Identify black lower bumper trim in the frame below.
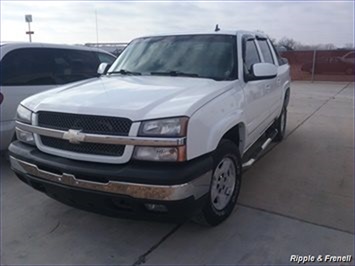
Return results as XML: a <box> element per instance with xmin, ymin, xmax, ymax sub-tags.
<box><xmin>15</xmin><ymin>171</ymin><xmax>208</xmax><ymax>222</ymax></box>
<box><xmin>9</xmin><ymin>141</ymin><xmax>213</xmax><ymax>185</ymax></box>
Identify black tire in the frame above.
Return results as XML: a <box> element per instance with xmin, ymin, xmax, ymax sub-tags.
<box><xmin>193</xmin><ymin>139</ymin><xmax>242</xmax><ymax>226</ymax></box>
<box><xmin>273</xmin><ymin>106</ymin><xmax>287</xmax><ymax>142</ymax></box>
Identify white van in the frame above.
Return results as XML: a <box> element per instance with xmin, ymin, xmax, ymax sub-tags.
<box><xmin>0</xmin><ymin>42</ymin><xmax>116</xmax><ymax>151</ymax></box>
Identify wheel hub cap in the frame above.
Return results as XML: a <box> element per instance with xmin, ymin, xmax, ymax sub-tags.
<box><xmin>211</xmin><ymin>157</ymin><xmax>236</xmax><ymax>210</ymax></box>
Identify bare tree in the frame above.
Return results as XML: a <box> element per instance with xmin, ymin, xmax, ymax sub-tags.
<box><xmin>277</xmin><ymin>37</ymin><xmax>299</xmax><ymax>51</ymax></box>
<box><xmin>343</xmin><ymin>43</ymin><xmax>354</xmax><ymax>49</ymax></box>
<box><xmin>318</xmin><ymin>43</ymin><xmax>337</xmax><ymax>50</ymax></box>
<box><xmin>253</xmin><ymin>33</ymin><xmax>343</xmax><ymax>51</ymax></box>
<box><xmin>294</xmin><ymin>44</ymin><xmax>318</xmax><ymax>50</ymax></box>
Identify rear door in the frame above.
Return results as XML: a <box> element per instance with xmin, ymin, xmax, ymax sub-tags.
<box><xmin>269</xmin><ymin>40</ymin><xmax>290</xmax><ymax>116</ymax></box>
<box><xmin>255</xmin><ymin>38</ymin><xmax>281</xmax><ymax>120</ymax></box>
<box><xmin>0</xmin><ymin>48</ymin><xmax>57</xmax><ymax>123</ymax></box>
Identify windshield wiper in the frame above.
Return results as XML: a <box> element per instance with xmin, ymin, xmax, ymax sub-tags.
<box><xmin>150</xmin><ymin>71</ymin><xmax>199</xmax><ymax>78</ymax></box>
<box><xmin>108</xmin><ymin>69</ymin><xmax>141</xmax><ymax>75</ymax></box>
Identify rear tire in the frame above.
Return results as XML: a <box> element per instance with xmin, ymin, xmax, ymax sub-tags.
<box><xmin>193</xmin><ymin>139</ymin><xmax>242</xmax><ymax>226</ymax></box>
<box><xmin>273</xmin><ymin>106</ymin><xmax>287</xmax><ymax>142</ymax></box>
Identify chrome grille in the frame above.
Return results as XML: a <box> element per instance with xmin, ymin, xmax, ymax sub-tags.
<box><xmin>37</xmin><ymin>112</ymin><xmax>131</xmax><ymax>157</ymax></box>
<box><xmin>37</xmin><ymin>111</ymin><xmax>132</xmax><ymax>136</ymax></box>
<box><xmin>41</xmin><ymin>136</ymin><xmax>125</xmax><ymax>156</ymax></box>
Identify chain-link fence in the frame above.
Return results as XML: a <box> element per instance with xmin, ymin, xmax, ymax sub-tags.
<box><xmin>280</xmin><ymin>50</ymin><xmax>354</xmax><ymax>81</ymax></box>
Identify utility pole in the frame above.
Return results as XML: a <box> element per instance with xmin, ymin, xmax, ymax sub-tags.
<box><xmin>311</xmin><ymin>49</ymin><xmax>317</xmax><ymax>83</ymax></box>
<box><xmin>95</xmin><ymin>10</ymin><xmax>99</xmax><ymax>45</ymax></box>
<box><xmin>25</xmin><ymin>14</ymin><xmax>34</xmax><ymax>42</ymax></box>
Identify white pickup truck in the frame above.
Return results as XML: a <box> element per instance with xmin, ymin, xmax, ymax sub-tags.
<box><xmin>9</xmin><ymin>31</ymin><xmax>290</xmax><ymax>225</ymax></box>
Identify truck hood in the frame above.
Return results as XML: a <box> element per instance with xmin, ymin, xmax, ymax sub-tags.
<box><xmin>22</xmin><ymin>75</ymin><xmax>236</xmax><ymax>121</ymax></box>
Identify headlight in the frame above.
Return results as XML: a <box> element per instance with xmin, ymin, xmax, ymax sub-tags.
<box><xmin>16</xmin><ymin>105</ymin><xmax>34</xmax><ymax>145</ymax></box>
<box><xmin>17</xmin><ymin>105</ymin><xmax>32</xmax><ymax>124</ymax></box>
<box><xmin>133</xmin><ymin>146</ymin><xmax>186</xmax><ymax>162</ymax></box>
<box><xmin>139</xmin><ymin>117</ymin><xmax>188</xmax><ymax>137</ymax></box>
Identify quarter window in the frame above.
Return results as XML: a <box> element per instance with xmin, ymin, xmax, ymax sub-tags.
<box><xmin>269</xmin><ymin>41</ymin><xmax>285</xmax><ymax>65</ymax></box>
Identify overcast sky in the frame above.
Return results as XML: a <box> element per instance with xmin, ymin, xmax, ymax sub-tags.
<box><xmin>0</xmin><ymin>1</ymin><xmax>354</xmax><ymax>47</ymax></box>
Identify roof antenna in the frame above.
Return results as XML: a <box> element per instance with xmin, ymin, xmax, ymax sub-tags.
<box><xmin>215</xmin><ymin>24</ymin><xmax>220</xmax><ymax>32</ymax></box>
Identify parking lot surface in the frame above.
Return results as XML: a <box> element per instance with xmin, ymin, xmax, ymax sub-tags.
<box><xmin>1</xmin><ymin>81</ymin><xmax>354</xmax><ymax>265</ymax></box>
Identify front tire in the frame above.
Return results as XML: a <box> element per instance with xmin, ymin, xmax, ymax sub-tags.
<box><xmin>194</xmin><ymin>140</ymin><xmax>242</xmax><ymax>226</ymax></box>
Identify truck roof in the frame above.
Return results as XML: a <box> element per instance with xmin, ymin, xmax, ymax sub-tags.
<box><xmin>0</xmin><ymin>41</ymin><xmax>114</xmax><ymax>55</ymax></box>
<box><xmin>137</xmin><ymin>30</ymin><xmax>268</xmax><ymax>39</ymax></box>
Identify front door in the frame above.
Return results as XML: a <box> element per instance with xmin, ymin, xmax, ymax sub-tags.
<box><xmin>241</xmin><ymin>37</ymin><xmax>273</xmax><ymax>150</ymax></box>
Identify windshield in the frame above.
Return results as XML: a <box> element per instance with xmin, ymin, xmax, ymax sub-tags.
<box><xmin>110</xmin><ymin>34</ymin><xmax>237</xmax><ymax>81</ymax></box>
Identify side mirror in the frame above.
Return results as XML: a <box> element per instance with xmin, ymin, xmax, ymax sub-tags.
<box><xmin>97</xmin><ymin>63</ymin><xmax>111</xmax><ymax>75</ymax></box>
<box><xmin>247</xmin><ymin>63</ymin><xmax>277</xmax><ymax>81</ymax></box>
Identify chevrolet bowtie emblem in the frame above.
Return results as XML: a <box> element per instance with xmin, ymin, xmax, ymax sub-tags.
<box><xmin>63</xmin><ymin>129</ymin><xmax>84</xmax><ymax>144</ymax></box>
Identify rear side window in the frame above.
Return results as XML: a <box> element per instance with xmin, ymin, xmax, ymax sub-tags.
<box><xmin>97</xmin><ymin>52</ymin><xmax>115</xmax><ymax>64</ymax></box>
<box><xmin>0</xmin><ymin>48</ymin><xmax>100</xmax><ymax>86</ymax></box>
<box><xmin>258</xmin><ymin>39</ymin><xmax>275</xmax><ymax>64</ymax></box>
<box><xmin>269</xmin><ymin>41</ymin><xmax>286</xmax><ymax>66</ymax></box>
<box><xmin>1</xmin><ymin>48</ymin><xmax>55</xmax><ymax>86</ymax></box>
<box><xmin>243</xmin><ymin>39</ymin><xmax>261</xmax><ymax>73</ymax></box>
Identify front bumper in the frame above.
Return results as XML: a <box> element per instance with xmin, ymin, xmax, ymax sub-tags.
<box><xmin>10</xmin><ymin>156</ymin><xmax>211</xmax><ymax>201</ymax></box>
<box><xmin>9</xmin><ymin>141</ymin><xmax>213</xmax><ymax>220</ymax></box>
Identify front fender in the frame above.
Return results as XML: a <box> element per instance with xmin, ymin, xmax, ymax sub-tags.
<box><xmin>206</xmin><ymin>111</ymin><xmax>245</xmax><ymax>153</ymax></box>
<box><xmin>186</xmin><ymin>88</ymin><xmax>245</xmax><ymax>160</ymax></box>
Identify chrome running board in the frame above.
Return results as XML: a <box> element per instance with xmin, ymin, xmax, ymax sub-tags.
<box><xmin>242</xmin><ymin>129</ymin><xmax>278</xmax><ymax>169</ymax></box>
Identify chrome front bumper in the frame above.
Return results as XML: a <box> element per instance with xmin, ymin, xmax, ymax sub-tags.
<box><xmin>10</xmin><ymin>156</ymin><xmax>212</xmax><ymax>201</ymax></box>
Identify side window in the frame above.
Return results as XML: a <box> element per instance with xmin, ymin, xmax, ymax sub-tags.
<box><xmin>0</xmin><ymin>48</ymin><xmax>56</xmax><ymax>86</ymax></box>
<box><xmin>258</xmin><ymin>39</ymin><xmax>275</xmax><ymax>64</ymax></box>
<box><xmin>269</xmin><ymin>41</ymin><xmax>285</xmax><ymax>65</ymax></box>
<box><xmin>243</xmin><ymin>39</ymin><xmax>261</xmax><ymax>73</ymax></box>
<box><xmin>97</xmin><ymin>52</ymin><xmax>116</xmax><ymax>64</ymax></box>
<box><xmin>51</xmin><ymin>49</ymin><xmax>100</xmax><ymax>84</ymax></box>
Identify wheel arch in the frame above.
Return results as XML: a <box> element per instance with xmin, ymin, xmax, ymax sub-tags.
<box><xmin>284</xmin><ymin>87</ymin><xmax>290</xmax><ymax>108</ymax></box>
<box><xmin>220</xmin><ymin>123</ymin><xmax>246</xmax><ymax>155</ymax></box>
<box><xmin>186</xmin><ymin>112</ymin><xmax>246</xmax><ymax>160</ymax></box>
